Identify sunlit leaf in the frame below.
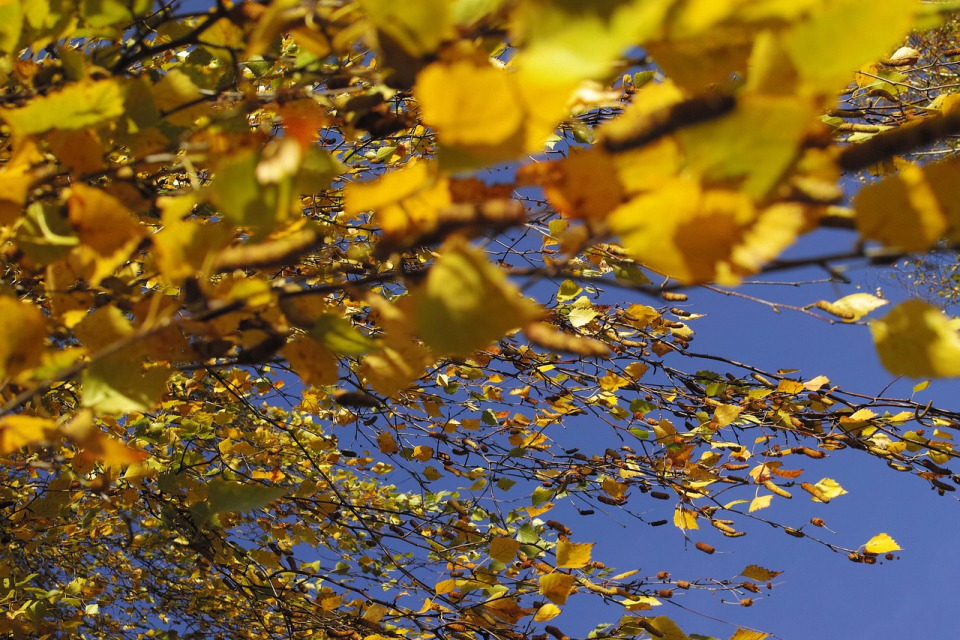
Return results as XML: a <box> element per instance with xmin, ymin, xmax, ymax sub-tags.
<box><xmin>539</xmin><ymin>573</ymin><xmax>577</xmax><ymax>605</ymax></box>
<box><xmin>207</xmin><ymin>480</ymin><xmax>289</xmax><ymax>514</ymax></box>
<box><xmin>414</xmin><ymin>237</ymin><xmax>542</xmax><ymax>356</ymax></box>
<box><xmin>864</xmin><ymin>532</ymin><xmax>901</xmax><ymax>554</ymax></box>
<box><xmin>1</xmin><ymin>79</ymin><xmax>125</xmax><ymax>135</ymax></box>
<box><xmin>534</xmin><ymin>603</ymin><xmax>561</xmax><ymax>622</ymax></box>
<box><xmin>740</xmin><ymin>565</ymin><xmax>782</xmax><ymax>582</ymax></box>
<box><xmin>812</xmin><ymin>478</ymin><xmax>847</xmax><ymax>502</ymax></box>
<box><xmin>0</xmin><ymin>416</ymin><xmax>58</xmax><ymax>454</ymax></box>
<box><xmin>556</xmin><ymin>540</ymin><xmax>594</xmax><ymax>569</ymax></box>
<box><xmin>489</xmin><ymin>537</ymin><xmax>521</xmax><ymax>563</ymax></box>
<box><xmin>0</xmin><ymin>297</ymin><xmax>46</xmax><ymax>380</ymax></box>
<box><xmin>871</xmin><ymin>300</ymin><xmax>960</xmax><ymax>378</ymax></box>
<box><xmin>673</xmin><ymin>507</ymin><xmax>699</xmax><ymax>531</ymax></box>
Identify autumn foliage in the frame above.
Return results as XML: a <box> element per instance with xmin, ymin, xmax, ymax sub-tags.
<box><xmin>2</xmin><ymin>0</ymin><xmax>960</xmax><ymax>638</ymax></box>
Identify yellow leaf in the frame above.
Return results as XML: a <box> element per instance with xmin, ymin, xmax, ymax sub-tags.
<box><xmin>534</xmin><ymin>603</ymin><xmax>561</xmax><ymax>622</ymax></box>
<box><xmin>740</xmin><ymin>565</ymin><xmax>783</xmax><ymax>582</ymax></box>
<box><xmin>153</xmin><ymin>198</ymin><xmax>232</xmax><ymax>283</ymax></box>
<box><xmin>416</xmin><ymin>59</ymin><xmax>573</xmax><ymax>169</ymax></box>
<box><xmin>539</xmin><ymin>573</ymin><xmax>577</xmax><ymax>605</ymax></box>
<box><xmin>61</xmin><ymin>410</ymin><xmax>148</xmax><ymax>468</ymax></box>
<box><xmin>624</xmin><ymin>362</ymin><xmax>649</xmax><ymax>380</ymax></box>
<box><xmin>344</xmin><ymin>160</ymin><xmax>450</xmax><ymax>247</ymax></box>
<box><xmin>0</xmin><ymin>416</ymin><xmax>58</xmax><ymax>454</ymax></box>
<box><xmin>775</xmin><ymin>379</ymin><xmax>804</xmax><ymax>395</ymax></box>
<box><xmin>414</xmin><ymin>237</ymin><xmax>542</xmax><ymax>356</ymax></box>
<box><xmin>854</xmin><ymin>163</ymin><xmax>947</xmax><ymax>252</ymax></box>
<box><xmin>377</xmin><ymin>432</ymin><xmax>400</xmax><ymax>455</ymax></box>
<box><xmin>68</xmin><ymin>184</ymin><xmax>145</xmax><ymax>256</ymax></box>
<box><xmin>412</xmin><ymin>446</ymin><xmax>434</xmax><ymax>463</ymax></box>
<box><xmin>785</xmin><ymin>0</ymin><xmax>916</xmax><ymax>95</ymax></box>
<box><xmin>602</xmin><ymin>477</ymin><xmax>627</xmax><ymax>500</ymax></box>
<box><xmin>819</xmin><ymin>293</ymin><xmax>889</xmax><ymax>322</ymax></box>
<box><xmin>526</xmin><ymin>502</ymin><xmax>554</xmax><ymax>518</ymax></box>
<box><xmin>74</xmin><ymin>307</ymin><xmax>170</xmax><ymax>414</ymax></box>
<box><xmin>513</xmin><ymin>0</ymin><xmax>667</xmax><ymax>84</ymax></box>
<box><xmin>803</xmin><ymin>375</ymin><xmax>830</xmax><ymax>390</ymax></box>
<box><xmin>360</xmin><ymin>0</ymin><xmax>452</xmax><ymax>57</ymax></box>
<box><xmin>416</xmin><ymin>60</ymin><xmax>523</xmax><ymax>147</ymax></box>
<box><xmin>713</xmin><ymin>404</ymin><xmax>742</xmax><ymax>427</ymax></box>
<box><xmin>730</xmin><ymin>629</ymin><xmax>770</xmax><ymax>640</ymax></box>
<box><xmin>610</xmin><ymin>182</ymin><xmax>803</xmax><ymax>284</ymax></box>
<box><xmin>489</xmin><ymin>537</ymin><xmax>521</xmax><ymax>564</ymax></box>
<box><xmin>280</xmin><ymin>337</ymin><xmax>339</xmax><ymax>387</ymax></box>
<box><xmin>435</xmin><ymin>579</ymin><xmax>457</xmax><ymax>595</ymax></box>
<box><xmin>641</xmin><ymin>616</ymin><xmax>688</xmax><ymax>640</ymax></box>
<box><xmin>556</xmin><ymin>540</ymin><xmax>594</xmax><ymax>569</ymax></box>
<box><xmin>362</xmin><ymin>343</ymin><xmax>433</xmax><ymax>397</ymax></box>
<box><xmin>150</xmin><ymin>70</ymin><xmax>205</xmax><ymax>123</ymax></box>
<box><xmin>536</xmin><ymin>147</ymin><xmax>625</xmax><ymax>221</ymax></box>
<box><xmin>0</xmin><ymin>297</ymin><xmax>45</xmax><ymax>380</ymax></box>
<box><xmin>871</xmin><ymin>300</ymin><xmax>960</xmax><ymax>378</ymax></box>
<box><xmin>676</xmin><ymin>95</ymin><xmax>817</xmax><ymax>197</ymax></box>
<box><xmin>673</xmin><ymin>507</ymin><xmax>699</xmax><ymax>531</ymax></box>
<box><xmin>812</xmin><ymin>478</ymin><xmax>847</xmax><ymax>502</ymax></box>
<box><xmin>864</xmin><ymin>532</ymin><xmax>901</xmax><ymax>554</ymax></box>
<box><xmin>749</xmin><ymin>495</ymin><xmax>773</xmax><ymax>512</ymax></box>
<box><xmin>0</xmin><ymin>79</ymin><xmax>125</xmax><ymax>135</ymax></box>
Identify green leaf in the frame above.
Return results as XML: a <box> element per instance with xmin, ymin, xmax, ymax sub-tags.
<box><xmin>557</xmin><ymin>279</ymin><xmax>582</xmax><ymax>302</ymax></box>
<box><xmin>207</xmin><ymin>480</ymin><xmax>289</xmax><ymax>514</ymax></box>
<box><xmin>82</xmin><ymin>361</ymin><xmax>170</xmax><ymax>414</ymax></box>
<box><xmin>414</xmin><ymin>232</ymin><xmax>541</xmax><ymax>358</ymax></box>
<box><xmin>1</xmin><ymin>79</ymin><xmax>126</xmax><ymax>135</ymax></box>
<box><xmin>310</xmin><ymin>313</ymin><xmax>377</xmax><ymax>356</ymax></box>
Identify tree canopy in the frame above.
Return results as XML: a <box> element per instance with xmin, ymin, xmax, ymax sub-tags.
<box><xmin>4</xmin><ymin>1</ymin><xmax>960</xmax><ymax>639</ymax></box>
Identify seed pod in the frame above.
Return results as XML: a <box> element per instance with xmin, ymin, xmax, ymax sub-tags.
<box><xmin>676</xmin><ymin>580</ymin><xmax>691</xmax><ymax>589</ymax></box>
<box><xmin>545</xmin><ymin>625</ymin><xmax>570</xmax><ymax>640</ymax></box>
<box><xmin>763</xmin><ymin>480</ymin><xmax>792</xmax><ymax>499</ymax></box>
<box><xmin>722</xmin><ymin>530</ymin><xmax>746</xmax><ymax>538</ymax></box>
<box><xmin>740</xmin><ymin>581</ymin><xmax>760</xmax><ymax>594</ymax></box>
<box><xmin>810</xmin><ymin>517</ymin><xmax>826</xmax><ymax>527</ymax></box>
<box><xmin>721</xmin><ymin>463</ymin><xmax>750</xmax><ymax>471</ymax></box>
<box><xmin>740</xmin><ymin>598</ymin><xmax>754</xmax><ymax>607</ymax></box>
<box><xmin>711</xmin><ymin>520</ymin><xmax>737</xmax><ymax>534</ymax></box>
<box><xmin>801</xmin><ymin>482</ymin><xmax>829</xmax><ymax>502</ymax></box>
<box><xmin>656</xmin><ymin>571</ymin><xmax>670</xmax><ymax>580</ymax></box>
<box><xmin>658</xmin><ymin>589</ymin><xmax>673</xmax><ymax>598</ymax></box>
<box><xmin>650</xmin><ymin>520</ymin><xmax>668</xmax><ymax>527</ymax></box>
<box><xmin>793</xmin><ymin>446</ymin><xmax>826</xmax><ymax>459</ymax></box>
<box><xmin>695</xmin><ymin>542</ymin><xmax>715</xmax><ymax>554</ymax></box>
<box><xmin>545</xmin><ymin>520</ymin><xmax>573</xmax><ymax>536</ymax></box>
<box><xmin>447</xmin><ymin>624</ymin><xmax>467</xmax><ymax>633</ymax></box>
<box><xmin>662</xmin><ymin>291</ymin><xmax>688</xmax><ymax>302</ymax></box>
<box><xmin>783</xmin><ymin>527</ymin><xmax>804</xmax><ymax>538</ymax></box>
<box><xmin>649</xmin><ymin>491</ymin><xmax>671</xmax><ymax>500</ymax></box>
<box><xmin>931</xmin><ymin>477</ymin><xmax>956</xmax><ymax>492</ymax></box>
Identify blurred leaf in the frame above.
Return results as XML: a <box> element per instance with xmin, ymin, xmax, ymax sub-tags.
<box><xmin>207</xmin><ymin>480</ymin><xmax>288</xmax><ymax>514</ymax></box>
